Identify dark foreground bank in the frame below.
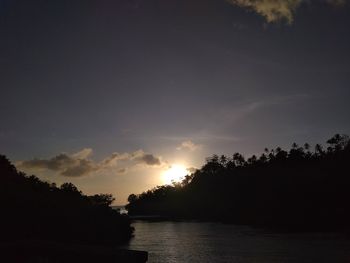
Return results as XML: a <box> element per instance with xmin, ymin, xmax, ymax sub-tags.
<box><xmin>0</xmin><ymin>240</ymin><xmax>148</xmax><ymax>263</ymax></box>
<box><xmin>0</xmin><ymin>155</ymin><xmax>144</xmax><ymax>261</ymax></box>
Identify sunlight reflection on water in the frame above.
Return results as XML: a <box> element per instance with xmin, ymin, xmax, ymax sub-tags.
<box><xmin>124</xmin><ymin>221</ymin><xmax>350</xmax><ymax>263</ymax></box>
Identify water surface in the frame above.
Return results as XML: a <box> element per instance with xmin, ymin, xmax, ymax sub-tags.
<box><xmin>125</xmin><ymin>220</ymin><xmax>350</xmax><ymax>263</ymax></box>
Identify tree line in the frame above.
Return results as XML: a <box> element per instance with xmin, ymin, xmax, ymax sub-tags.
<box><xmin>0</xmin><ymin>155</ymin><xmax>133</xmax><ymax>245</ymax></box>
<box><xmin>127</xmin><ymin>134</ymin><xmax>350</xmax><ymax>230</ymax></box>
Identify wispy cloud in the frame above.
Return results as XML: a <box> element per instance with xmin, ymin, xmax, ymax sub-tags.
<box><xmin>17</xmin><ymin>148</ymin><xmax>163</xmax><ymax>177</ymax></box>
<box><xmin>176</xmin><ymin>140</ymin><xmax>202</xmax><ymax>151</ymax></box>
<box><xmin>327</xmin><ymin>0</ymin><xmax>346</xmax><ymax>7</ymax></box>
<box><xmin>71</xmin><ymin>148</ymin><xmax>93</xmax><ymax>159</ymax></box>
<box><xmin>229</xmin><ymin>0</ymin><xmax>301</xmax><ymax>24</ymax></box>
<box><xmin>217</xmin><ymin>94</ymin><xmax>310</xmax><ymax>123</ymax></box>
<box><xmin>228</xmin><ymin>0</ymin><xmax>347</xmax><ymax>23</ymax></box>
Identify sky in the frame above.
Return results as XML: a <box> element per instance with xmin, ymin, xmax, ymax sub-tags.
<box><xmin>1</xmin><ymin>0</ymin><xmax>350</xmax><ymax>204</ymax></box>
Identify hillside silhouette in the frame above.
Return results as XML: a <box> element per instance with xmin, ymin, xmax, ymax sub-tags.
<box><xmin>0</xmin><ymin>155</ymin><xmax>133</xmax><ymax>245</ymax></box>
<box><xmin>127</xmin><ymin>134</ymin><xmax>350</xmax><ymax>230</ymax></box>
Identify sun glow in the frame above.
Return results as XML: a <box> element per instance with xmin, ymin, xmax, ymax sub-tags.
<box><xmin>162</xmin><ymin>164</ymin><xmax>188</xmax><ymax>185</ymax></box>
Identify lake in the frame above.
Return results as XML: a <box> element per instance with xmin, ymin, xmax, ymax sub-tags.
<box><xmin>124</xmin><ymin>220</ymin><xmax>350</xmax><ymax>263</ymax></box>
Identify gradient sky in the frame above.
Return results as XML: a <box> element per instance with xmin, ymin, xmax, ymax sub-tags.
<box><xmin>1</xmin><ymin>0</ymin><xmax>350</xmax><ymax>204</ymax></box>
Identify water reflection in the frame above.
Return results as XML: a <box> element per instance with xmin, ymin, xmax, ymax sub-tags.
<box><xmin>125</xmin><ymin>221</ymin><xmax>350</xmax><ymax>263</ymax></box>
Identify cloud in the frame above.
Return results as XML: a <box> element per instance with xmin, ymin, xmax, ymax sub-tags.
<box><xmin>217</xmin><ymin>94</ymin><xmax>309</xmax><ymax>124</ymax></box>
<box><xmin>139</xmin><ymin>154</ymin><xmax>161</xmax><ymax>166</ymax></box>
<box><xmin>61</xmin><ymin>159</ymin><xmax>98</xmax><ymax>177</ymax></box>
<box><xmin>100</xmin><ymin>152</ymin><xmax>130</xmax><ymax>166</ymax></box>
<box><xmin>71</xmin><ymin>148</ymin><xmax>93</xmax><ymax>159</ymax></box>
<box><xmin>17</xmin><ymin>148</ymin><xmax>163</xmax><ymax>177</ymax></box>
<box><xmin>19</xmin><ymin>152</ymin><xmax>97</xmax><ymax>177</ymax></box>
<box><xmin>176</xmin><ymin>140</ymin><xmax>202</xmax><ymax>151</ymax></box>
<box><xmin>130</xmin><ymin>150</ymin><xmax>162</xmax><ymax>166</ymax></box>
<box><xmin>228</xmin><ymin>0</ymin><xmax>301</xmax><ymax>23</ymax></box>
<box><xmin>228</xmin><ymin>0</ymin><xmax>347</xmax><ymax>23</ymax></box>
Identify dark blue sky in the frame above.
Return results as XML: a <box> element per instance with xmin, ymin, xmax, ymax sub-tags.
<box><xmin>1</xmin><ymin>0</ymin><xmax>350</xmax><ymax>203</ymax></box>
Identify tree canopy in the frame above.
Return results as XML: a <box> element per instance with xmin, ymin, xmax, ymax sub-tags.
<box><xmin>0</xmin><ymin>155</ymin><xmax>133</xmax><ymax>245</ymax></box>
<box><xmin>127</xmin><ymin>134</ymin><xmax>350</xmax><ymax>230</ymax></box>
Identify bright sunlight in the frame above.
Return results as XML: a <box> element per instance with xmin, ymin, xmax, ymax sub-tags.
<box><xmin>162</xmin><ymin>164</ymin><xmax>188</xmax><ymax>185</ymax></box>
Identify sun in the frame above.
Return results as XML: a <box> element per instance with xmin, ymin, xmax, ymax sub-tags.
<box><xmin>162</xmin><ymin>164</ymin><xmax>188</xmax><ymax>185</ymax></box>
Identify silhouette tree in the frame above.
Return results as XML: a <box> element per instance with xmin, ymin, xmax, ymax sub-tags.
<box><xmin>89</xmin><ymin>194</ymin><xmax>115</xmax><ymax>207</ymax></box>
<box><xmin>315</xmin><ymin>144</ymin><xmax>324</xmax><ymax>156</ymax></box>
<box><xmin>0</xmin><ymin>155</ymin><xmax>133</xmax><ymax>245</ymax></box>
<box><xmin>126</xmin><ymin>134</ymin><xmax>350</xmax><ymax>231</ymax></box>
<box><xmin>233</xmin><ymin>153</ymin><xmax>245</xmax><ymax>167</ymax></box>
<box><xmin>128</xmin><ymin>194</ymin><xmax>138</xmax><ymax>203</ymax></box>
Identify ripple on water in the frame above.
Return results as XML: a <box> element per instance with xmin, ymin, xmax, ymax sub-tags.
<box><xmin>124</xmin><ymin>221</ymin><xmax>350</xmax><ymax>263</ymax></box>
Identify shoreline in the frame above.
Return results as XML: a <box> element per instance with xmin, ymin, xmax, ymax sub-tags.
<box><xmin>129</xmin><ymin>215</ymin><xmax>350</xmax><ymax>234</ymax></box>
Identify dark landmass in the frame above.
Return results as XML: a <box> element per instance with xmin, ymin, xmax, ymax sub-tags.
<box><xmin>0</xmin><ymin>155</ymin><xmax>133</xmax><ymax>245</ymax></box>
<box><xmin>127</xmin><ymin>134</ymin><xmax>350</xmax><ymax>231</ymax></box>
<box><xmin>0</xmin><ymin>240</ymin><xmax>148</xmax><ymax>263</ymax></box>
